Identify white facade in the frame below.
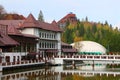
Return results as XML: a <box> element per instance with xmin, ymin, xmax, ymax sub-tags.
<box><xmin>21</xmin><ymin>27</ymin><xmax>61</xmax><ymax>54</ymax></box>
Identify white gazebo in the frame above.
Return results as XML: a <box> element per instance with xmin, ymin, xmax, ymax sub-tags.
<box><xmin>71</xmin><ymin>41</ymin><xmax>107</xmax><ymax>55</ymax></box>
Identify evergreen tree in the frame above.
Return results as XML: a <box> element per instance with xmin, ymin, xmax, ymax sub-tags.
<box><xmin>79</xmin><ymin>23</ymin><xmax>84</xmax><ymax>36</ymax></box>
<box><xmin>61</xmin><ymin>17</ymin><xmax>120</xmax><ymax>53</ymax></box>
<box><xmin>38</xmin><ymin>10</ymin><xmax>44</xmax><ymax>22</ymax></box>
<box><xmin>85</xmin><ymin>16</ymin><xmax>88</xmax><ymax>22</ymax></box>
<box><xmin>92</xmin><ymin>24</ymin><xmax>97</xmax><ymax>34</ymax></box>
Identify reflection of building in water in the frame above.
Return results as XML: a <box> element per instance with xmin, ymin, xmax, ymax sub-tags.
<box><xmin>1</xmin><ymin>69</ymin><xmax>59</xmax><ymax>80</ymax></box>
<box><xmin>53</xmin><ymin>66</ymin><xmax>120</xmax><ymax>77</ymax></box>
<box><xmin>0</xmin><ymin>66</ymin><xmax>120</xmax><ymax>80</ymax></box>
<box><xmin>76</xmin><ymin>64</ymin><xmax>106</xmax><ymax>71</ymax></box>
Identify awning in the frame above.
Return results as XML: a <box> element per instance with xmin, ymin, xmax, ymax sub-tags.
<box><xmin>0</xmin><ymin>33</ymin><xmax>19</xmax><ymax>46</ymax></box>
<box><xmin>27</xmin><ymin>52</ymin><xmax>38</xmax><ymax>55</ymax></box>
<box><xmin>45</xmin><ymin>49</ymin><xmax>58</xmax><ymax>53</ymax></box>
<box><xmin>62</xmin><ymin>49</ymin><xmax>77</xmax><ymax>53</ymax></box>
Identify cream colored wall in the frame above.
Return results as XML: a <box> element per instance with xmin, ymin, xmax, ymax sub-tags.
<box><xmin>21</xmin><ymin>28</ymin><xmax>34</xmax><ymax>35</ymax></box>
<box><xmin>56</xmin><ymin>32</ymin><xmax>61</xmax><ymax>55</ymax></box>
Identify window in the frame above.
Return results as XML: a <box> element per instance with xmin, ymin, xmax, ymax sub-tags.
<box><xmin>39</xmin><ymin>32</ymin><xmax>41</xmax><ymax>38</ymax></box>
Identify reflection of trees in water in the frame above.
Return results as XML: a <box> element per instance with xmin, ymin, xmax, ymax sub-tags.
<box><xmin>62</xmin><ymin>74</ymin><xmax>120</xmax><ymax>80</ymax></box>
<box><xmin>1</xmin><ymin>65</ymin><xmax>120</xmax><ymax>80</ymax></box>
<box><xmin>107</xmin><ymin>64</ymin><xmax>120</xmax><ymax>68</ymax></box>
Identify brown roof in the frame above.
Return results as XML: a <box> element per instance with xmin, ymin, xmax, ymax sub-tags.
<box><xmin>8</xmin><ymin>25</ymin><xmax>22</xmax><ymax>35</ymax></box>
<box><xmin>0</xmin><ymin>20</ymin><xmax>24</xmax><ymax>28</ymax></box>
<box><xmin>62</xmin><ymin>49</ymin><xmax>77</xmax><ymax>53</ymax></box>
<box><xmin>51</xmin><ymin>20</ymin><xmax>57</xmax><ymax>25</ymax></box>
<box><xmin>0</xmin><ymin>33</ymin><xmax>19</xmax><ymax>46</ymax></box>
<box><xmin>58</xmin><ymin>13</ymin><xmax>77</xmax><ymax>24</ymax></box>
<box><xmin>0</xmin><ymin>20</ymin><xmax>38</xmax><ymax>39</ymax></box>
<box><xmin>21</xmin><ymin>14</ymin><xmax>62</xmax><ymax>32</ymax></box>
<box><xmin>0</xmin><ymin>13</ymin><xmax>62</xmax><ymax>37</ymax></box>
<box><xmin>21</xmin><ymin>13</ymin><xmax>40</xmax><ymax>28</ymax></box>
<box><xmin>38</xmin><ymin>21</ymin><xmax>62</xmax><ymax>32</ymax></box>
<box><xmin>0</xmin><ymin>20</ymin><xmax>24</xmax><ymax>35</ymax></box>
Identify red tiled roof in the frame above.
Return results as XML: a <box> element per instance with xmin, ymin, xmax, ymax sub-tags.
<box><xmin>21</xmin><ymin>14</ymin><xmax>62</xmax><ymax>32</ymax></box>
<box><xmin>38</xmin><ymin>21</ymin><xmax>62</xmax><ymax>32</ymax></box>
<box><xmin>58</xmin><ymin>13</ymin><xmax>76</xmax><ymax>24</ymax></box>
<box><xmin>0</xmin><ymin>13</ymin><xmax>62</xmax><ymax>36</ymax></box>
<box><xmin>51</xmin><ymin>20</ymin><xmax>57</xmax><ymax>25</ymax></box>
<box><xmin>0</xmin><ymin>20</ymin><xmax>39</xmax><ymax>39</ymax></box>
<box><xmin>0</xmin><ymin>20</ymin><xmax>24</xmax><ymax>35</ymax></box>
<box><xmin>0</xmin><ymin>33</ymin><xmax>19</xmax><ymax>46</ymax></box>
<box><xmin>21</xmin><ymin>13</ymin><xmax>40</xmax><ymax>28</ymax></box>
<box><xmin>0</xmin><ymin>20</ymin><xmax>24</xmax><ymax>28</ymax></box>
<box><xmin>8</xmin><ymin>25</ymin><xmax>22</xmax><ymax>35</ymax></box>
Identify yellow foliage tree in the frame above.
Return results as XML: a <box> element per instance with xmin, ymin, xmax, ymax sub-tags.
<box><xmin>74</xmin><ymin>37</ymin><xmax>83</xmax><ymax>42</ymax></box>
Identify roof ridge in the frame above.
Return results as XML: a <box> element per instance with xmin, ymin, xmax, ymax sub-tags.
<box><xmin>21</xmin><ymin>13</ymin><xmax>39</xmax><ymax>28</ymax></box>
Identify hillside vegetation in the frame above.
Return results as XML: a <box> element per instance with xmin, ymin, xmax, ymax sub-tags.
<box><xmin>62</xmin><ymin>20</ymin><xmax>120</xmax><ymax>52</ymax></box>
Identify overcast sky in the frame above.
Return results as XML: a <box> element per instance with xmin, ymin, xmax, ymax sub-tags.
<box><xmin>0</xmin><ymin>0</ymin><xmax>120</xmax><ymax>27</ymax></box>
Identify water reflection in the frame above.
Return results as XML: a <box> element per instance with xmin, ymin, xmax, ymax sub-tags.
<box><xmin>0</xmin><ymin>63</ymin><xmax>120</xmax><ymax>80</ymax></box>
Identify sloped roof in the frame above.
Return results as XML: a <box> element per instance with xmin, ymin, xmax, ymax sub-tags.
<box><xmin>0</xmin><ymin>20</ymin><xmax>38</xmax><ymax>38</ymax></box>
<box><xmin>58</xmin><ymin>13</ymin><xmax>76</xmax><ymax>24</ymax></box>
<box><xmin>51</xmin><ymin>20</ymin><xmax>57</xmax><ymax>25</ymax></box>
<box><xmin>0</xmin><ymin>20</ymin><xmax>24</xmax><ymax>28</ymax></box>
<box><xmin>0</xmin><ymin>20</ymin><xmax>24</xmax><ymax>35</ymax></box>
<box><xmin>21</xmin><ymin>14</ymin><xmax>62</xmax><ymax>32</ymax></box>
<box><xmin>38</xmin><ymin>21</ymin><xmax>62</xmax><ymax>32</ymax></box>
<box><xmin>8</xmin><ymin>25</ymin><xmax>21</xmax><ymax>35</ymax></box>
<box><xmin>21</xmin><ymin>13</ymin><xmax>40</xmax><ymax>28</ymax></box>
<box><xmin>0</xmin><ymin>33</ymin><xmax>19</xmax><ymax>46</ymax></box>
<box><xmin>0</xmin><ymin>13</ymin><xmax>62</xmax><ymax>36</ymax></box>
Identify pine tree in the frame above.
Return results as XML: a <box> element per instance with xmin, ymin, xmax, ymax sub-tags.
<box><xmin>38</xmin><ymin>10</ymin><xmax>44</xmax><ymax>22</ymax></box>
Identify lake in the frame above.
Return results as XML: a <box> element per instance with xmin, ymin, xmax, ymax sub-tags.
<box><xmin>0</xmin><ymin>63</ymin><xmax>120</xmax><ymax>80</ymax></box>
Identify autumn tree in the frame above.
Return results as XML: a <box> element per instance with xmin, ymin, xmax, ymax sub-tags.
<box><xmin>0</xmin><ymin>5</ymin><xmax>6</xmax><ymax>19</ymax></box>
<box><xmin>61</xmin><ymin>16</ymin><xmax>120</xmax><ymax>53</ymax></box>
<box><xmin>0</xmin><ymin>5</ymin><xmax>6</xmax><ymax>14</ymax></box>
<box><xmin>38</xmin><ymin>10</ymin><xmax>44</xmax><ymax>22</ymax></box>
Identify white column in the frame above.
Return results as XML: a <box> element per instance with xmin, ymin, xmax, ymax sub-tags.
<box><xmin>56</xmin><ymin>33</ymin><xmax>61</xmax><ymax>55</ymax></box>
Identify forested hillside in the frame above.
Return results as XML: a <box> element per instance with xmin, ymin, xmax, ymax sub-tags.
<box><xmin>61</xmin><ymin>20</ymin><xmax>120</xmax><ymax>52</ymax></box>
